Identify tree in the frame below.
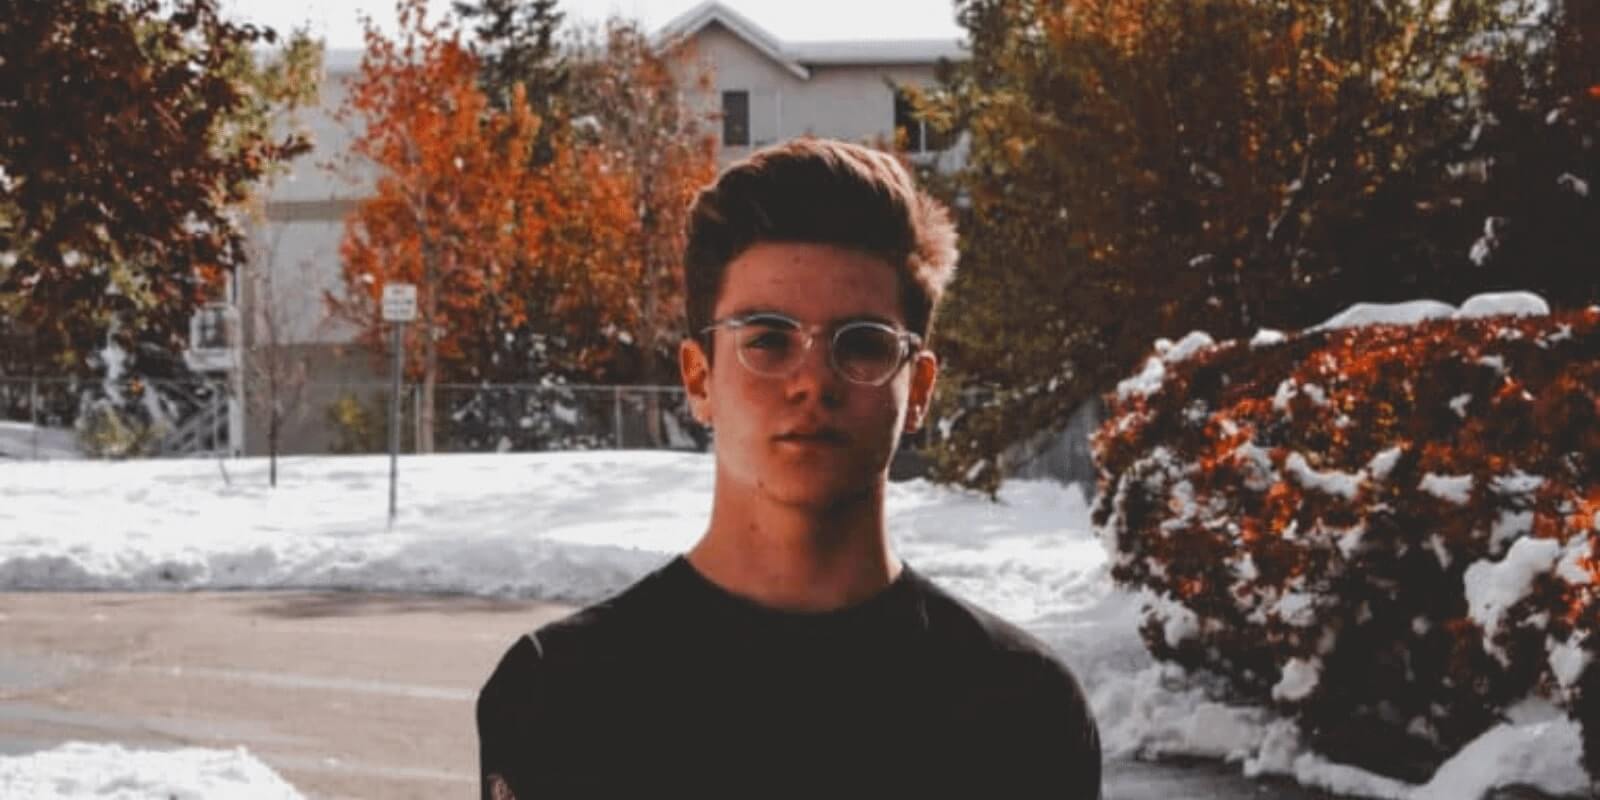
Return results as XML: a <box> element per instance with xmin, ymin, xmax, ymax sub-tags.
<box><xmin>0</xmin><ymin>0</ymin><xmax>311</xmax><ymax>422</ymax></box>
<box><xmin>566</xmin><ymin>20</ymin><xmax>718</xmax><ymax>444</ymax></box>
<box><xmin>436</xmin><ymin>18</ymin><xmax>717</xmax><ymax>452</ymax></box>
<box><xmin>1434</xmin><ymin>0</ymin><xmax>1599</xmax><ymax>302</ymax></box>
<box><xmin>453</xmin><ymin>0</ymin><xmax>569</xmax><ymax>165</ymax></box>
<box><xmin>331</xmin><ymin>0</ymin><xmax>543</xmax><ymax>454</ymax></box>
<box><xmin>233</xmin><ymin>31</ymin><xmax>323</xmax><ymax>485</ymax></box>
<box><xmin>918</xmin><ymin>0</ymin><xmax>1555</xmax><ymax>493</ymax></box>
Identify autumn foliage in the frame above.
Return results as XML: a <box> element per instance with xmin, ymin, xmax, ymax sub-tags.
<box><xmin>1093</xmin><ymin>304</ymin><xmax>1600</xmax><ymax>781</ymax></box>
<box><xmin>921</xmin><ymin>0</ymin><xmax>1597</xmax><ymax>494</ymax></box>
<box><xmin>0</xmin><ymin>0</ymin><xmax>309</xmax><ymax>382</ymax></box>
<box><xmin>332</xmin><ymin>2</ymin><xmax>716</xmax><ymax>452</ymax></box>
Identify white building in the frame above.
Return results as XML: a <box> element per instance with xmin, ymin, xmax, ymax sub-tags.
<box><xmin>657</xmin><ymin>1</ymin><xmax>967</xmax><ymax>170</ymax></box>
<box><xmin>234</xmin><ymin>2</ymin><xmax>967</xmax><ymax>455</ymax></box>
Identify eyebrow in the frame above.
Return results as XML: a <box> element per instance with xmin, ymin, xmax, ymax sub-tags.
<box><xmin>724</xmin><ymin>307</ymin><xmax>901</xmax><ymax>328</ymax></box>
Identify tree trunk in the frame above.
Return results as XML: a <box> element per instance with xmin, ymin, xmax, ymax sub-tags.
<box><xmin>268</xmin><ymin>408</ymin><xmax>279</xmax><ymax>488</ymax></box>
<box><xmin>420</xmin><ymin>239</ymin><xmax>438</xmax><ymax>455</ymax></box>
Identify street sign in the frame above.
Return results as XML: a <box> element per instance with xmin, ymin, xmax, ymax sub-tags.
<box><xmin>382</xmin><ymin>284</ymin><xmax>417</xmax><ymax>323</ymax></box>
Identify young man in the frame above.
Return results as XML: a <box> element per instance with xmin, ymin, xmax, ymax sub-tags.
<box><xmin>478</xmin><ymin>139</ymin><xmax>1102</xmax><ymax>798</ymax></box>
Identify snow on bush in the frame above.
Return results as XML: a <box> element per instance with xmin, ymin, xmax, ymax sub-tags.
<box><xmin>1092</xmin><ymin>296</ymin><xmax>1600</xmax><ymax>784</ymax></box>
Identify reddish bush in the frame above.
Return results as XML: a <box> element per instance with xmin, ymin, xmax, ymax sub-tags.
<box><xmin>1092</xmin><ymin>306</ymin><xmax>1599</xmax><ymax>782</ymax></box>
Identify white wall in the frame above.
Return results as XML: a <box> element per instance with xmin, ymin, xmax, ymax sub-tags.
<box><xmin>681</xmin><ymin>23</ymin><xmax>957</xmax><ymax>166</ymax></box>
<box><xmin>252</xmin><ymin>60</ymin><xmax>374</xmax><ymax>346</ymax></box>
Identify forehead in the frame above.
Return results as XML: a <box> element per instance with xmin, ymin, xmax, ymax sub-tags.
<box><xmin>715</xmin><ymin>242</ymin><xmax>905</xmax><ymax>325</ymax></box>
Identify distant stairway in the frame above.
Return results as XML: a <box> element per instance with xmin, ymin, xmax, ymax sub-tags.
<box><xmin>155</xmin><ymin>387</ymin><xmax>229</xmax><ymax>458</ymax></box>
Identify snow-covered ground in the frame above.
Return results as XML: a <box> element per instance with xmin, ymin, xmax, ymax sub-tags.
<box><xmin>0</xmin><ymin>451</ymin><xmax>1589</xmax><ymax>798</ymax></box>
<box><xmin>0</xmin><ymin>742</ymin><xmax>300</xmax><ymax>800</ymax></box>
<box><xmin>0</xmin><ymin>421</ymin><xmax>80</xmax><ymax>461</ymax></box>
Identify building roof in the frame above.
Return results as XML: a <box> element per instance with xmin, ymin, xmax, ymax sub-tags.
<box><xmin>656</xmin><ymin>1</ymin><xmax>965</xmax><ymax>79</ymax></box>
<box><xmin>657</xmin><ymin>1</ymin><xmax>810</xmax><ymax>78</ymax></box>
<box><xmin>786</xmin><ymin>38</ymin><xmax>967</xmax><ymax>65</ymax></box>
<box><xmin>323</xmin><ymin>2</ymin><xmax>969</xmax><ymax>78</ymax></box>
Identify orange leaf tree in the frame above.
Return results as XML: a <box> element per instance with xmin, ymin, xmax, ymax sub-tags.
<box><xmin>331</xmin><ymin>0</ymin><xmax>540</xmax><ymax>453</ymax></box>
<box><xmin>564</xmin><ymin>20</ymin><xmax>718</xmax><ymax>443</ymax></box>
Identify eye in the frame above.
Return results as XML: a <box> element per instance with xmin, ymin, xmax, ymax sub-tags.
<box><xmin>834</xmin><ymin>326</ymin><xmax>899</xmax><ymax>362</ymax></box>
<box><xmin>743</xmin><ymin>330</ymin><xmax>792</xmax><ymax>352</ymax></box>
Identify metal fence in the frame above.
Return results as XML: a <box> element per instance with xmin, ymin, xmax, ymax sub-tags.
<box><xmin>0</xmin><ymin>376</ymin><xmax>706</xmax><ymax>460</ymax></box>
<box><xmin>0</xmin><ymin>375</ymin><xmax>1101</xmax><ymax>490</ymax></box>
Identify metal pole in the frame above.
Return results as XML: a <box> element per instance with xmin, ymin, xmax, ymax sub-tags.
<box><xmin>613</xmin><ymin>386</ymin><xmax>623</xmax><ymax>448</ymax></box>
<box><xmin>389</xmin><ymin>323</ymin><xmax>402</xmax><ymax>524</ymax></box>
<box><xmin>29</xmin><ymin>377</ymin><xmax>39</xmax><ymax>460</ymax></box>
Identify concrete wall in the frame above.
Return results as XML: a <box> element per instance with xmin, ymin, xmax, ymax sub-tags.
<box><xmin>237</xmin><ymin>57</ymin><xmax>384</xmax><ymax>456</ymax></box>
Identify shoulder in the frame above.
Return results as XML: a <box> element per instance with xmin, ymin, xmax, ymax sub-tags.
<box><xmin>531</xmin><ymin>562</ymin><xmax>680</xmax><ymax>662</ymax></box>
<box><xmin>910</xmin><ymin>571</ymin><xmax>1102</xmax><ymax>795</ymax></box>
<box><xmin>480</xmin><ymin>562</ymin><xmax>677</xmax><ymax>694</ymax></box>
<box><xmin>911</xmin><ymin>569</ymin><xmax>1096</xmax><ymax>714</ymax></box>
<box><xmin>914</xmin><ymin>571</ymin><xmax>1056</xmax><ymax>662</ymax></box>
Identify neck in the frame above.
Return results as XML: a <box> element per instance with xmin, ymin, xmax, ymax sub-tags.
<box><xmin>687</xmin><ymin>475</ymin><xmax>901</xmax><ymax>613</ymax></box>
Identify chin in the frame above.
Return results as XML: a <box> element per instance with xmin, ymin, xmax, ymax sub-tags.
<box><xmin>758</xmin><ymin>469</ymin><xmax>879</xmax><ymax>511</ymax></box>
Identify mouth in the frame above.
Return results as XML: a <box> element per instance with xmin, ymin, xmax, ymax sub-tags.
<box><xmin>774</xmin><ymin>428</ymin><xmax>849</xmax><ymax>447</ymax></box>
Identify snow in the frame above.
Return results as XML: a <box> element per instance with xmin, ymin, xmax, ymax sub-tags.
<box><xmin>1158</xmin><ymin>330</ymin><xmax>1216</xmax><ymax>364</ymax></box>
<box><xmin>1556</xmin><ymin>535</ymin><xmax>1594</xmax><ymax>585</ymax></box>
<box><xmin>1491</xmin><ymin>470</ymin><xmax>1546</xmax><ymax>496</ymax></box>
<box><xmin>0</xmin><ymin>451</ymin><xmax>1590</xmax><ymax>798</ymax></box>
<box><xmin>1312</xmin><ymin>300</ymin><xmax>1455</xmax><ymax>332</ymax></box>
<box><xmin>1453</xmin><ymin>291</ymin><xmax>1549</xmax><ymax>320</ymax></box>
<box><xmin>1411</xmin><ymin>701</ymin><xmax>1592</xmax><ymax>800</ymax></box>
<box><xmin>0</xmin><ymin>741</ymin><xmax>302</xmax><ymax>799</ymax></box>
<box><xmin>1556</xmin><ymin>173</ymin><xmax>1589</xmax><ymax>198</ymax></box>
<box><xmin>1490</xmin><ymin>510</ymin><xmax>1534</xmax><ymax>553</ymax></box>
<box><xmin>0</xmin><ymin>422</ymin><xmax>82</xmax><ymax>460</ymax></box>
<box><xmin>1272</xmin><ymin>657</ymin><xmax>1321</xmax><ymax>702</ymax></box>
<box><xmin>1464</xmin><ymin>536</ymin><xmax>1563</xmax><ymax>662</ymax></box>
<box><xmin>1116</xmin><ymin>355</ymin><xmax>1166</xmax><ymax>400</ymax></box>
<box><xmin>1548</xmin><ymin>634</ymin><xmax>1591</xmax><ymax>690</ymax></box>
<box><xmin>1284</xmin><ymin>451</ymin><xmax>1361</xmax><ymax>499</ymax></box>
<box><xmin>1250</xmin><ymin>328</ymin><xmax>1287</xmax><ymax>348</ymax></box>
<box><xmin>1419</xmin><ymin>473</ymin><xmax>1474</xmax><ymax>505</ymax></box>
<box><xmin>1305</xmin><ymin>291</ymin><xmax>1550</xmax><ymax>333</ymax></box>
<box><xmin>1366</xmin><ymin>447</ymin><xmax>1403</xmax><ymax>481</ymax></box>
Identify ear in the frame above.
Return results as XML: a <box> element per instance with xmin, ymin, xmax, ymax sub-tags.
<box><xmin>680</xmin><ymin>338</ymin><xmax>714</xmax><ymax>427</ymax></box>
<box><xmin>903</xmin><ymin>350</ymin><xmax>938</xmax><ymax>434</ymax></box>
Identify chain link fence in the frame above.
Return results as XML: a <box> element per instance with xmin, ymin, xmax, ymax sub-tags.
<box><xmin>0</xmin><ymin>376</ymin><xmax>707</xmax><ymax>460</ymax></box>
<box><xmin>0</xmin><ymin>375</ymin><xmax>1097</xmax><ymax>488</ymax></box>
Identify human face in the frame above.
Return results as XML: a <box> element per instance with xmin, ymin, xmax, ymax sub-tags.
<box><xmin>680</xmin><ymin>242</ymin><xmax>938</xmax><ymax>511</ymax></box>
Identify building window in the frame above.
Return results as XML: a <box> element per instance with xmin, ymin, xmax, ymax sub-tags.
<box><xmin>895</xmin><ymin>88</ymin><xmax>950</xmax><ymax>154</ymax></box>
<box><xmin>722</xmin><ymin>90</ymin><xmax>749</xmax><ymax>147</ymax></box>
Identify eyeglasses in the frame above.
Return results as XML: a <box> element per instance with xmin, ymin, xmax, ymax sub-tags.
<box><xmin>700</xmin><ymin>312</ymin><xmax>923</xmax><ymax>387</ymax></box>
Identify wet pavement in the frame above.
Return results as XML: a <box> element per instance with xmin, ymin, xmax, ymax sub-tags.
<box><xmin>0</xmin><ymin>590</ymin><xmax>1361</xmax><ymax>799</ymax></box>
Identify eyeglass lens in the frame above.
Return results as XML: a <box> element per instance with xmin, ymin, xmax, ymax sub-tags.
<box><xmin>732</xmin><ymin>318</ymin><xmax>905</xmax><ymax>384</ymax></box>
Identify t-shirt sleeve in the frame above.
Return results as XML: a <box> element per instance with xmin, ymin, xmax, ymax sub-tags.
<box><xmin>477</xmin><ymin>634</ymin><xmax>544</xmax><ymax>800</ymax></box>
<box><xmin>1008</xmin><ymin>652</ymin><xmax>1103</xmax><ymax>799</ymax></box>
<box><xmin>1042</xmin><ymin>656</ymin><xmax>1102</xmax><ymax>799</ymax></box>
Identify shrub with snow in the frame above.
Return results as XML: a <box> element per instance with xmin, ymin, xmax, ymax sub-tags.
<box><xmin>1092</xmin><ymin>299</ymin><xmax>1599</xmax><ymax>783</ymax></box>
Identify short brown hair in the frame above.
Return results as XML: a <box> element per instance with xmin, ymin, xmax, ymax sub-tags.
<box><xmin>683</xmin><ymin>138</ymin><xmax>958</xmax><ymax>348</ymax></box>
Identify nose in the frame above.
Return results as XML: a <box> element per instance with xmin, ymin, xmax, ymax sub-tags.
<box><xmin>782</xmin><ymin>333</ymin><xmax>845</xmax><ymax>407</ymax></box>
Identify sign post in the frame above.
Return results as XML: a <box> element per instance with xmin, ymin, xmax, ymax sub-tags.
<box><xmin>381</xmin><ymin>283</ymin><xmax>417</xmax><ymax>525</ymax></box>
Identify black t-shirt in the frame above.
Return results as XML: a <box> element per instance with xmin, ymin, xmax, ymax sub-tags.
<box><xmin>477</xmin><ymin>556</ymin><xmax>1102</xmax><ymax>798</ymax></box>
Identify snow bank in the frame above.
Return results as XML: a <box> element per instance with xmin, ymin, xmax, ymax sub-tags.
<box><xmin>1309</xmin><ymin>291</ymin><xmax>1549</xmax><ymax>333</ymax></box>
<box><xmin>0</xmin><ymin>741</ymin><xmax>302</xmax><ymax>799</ymax></box>
<box><xmin>0</xmin><ymin>421</ymin><xmax>80</xmax><ymax>460</ymax></box>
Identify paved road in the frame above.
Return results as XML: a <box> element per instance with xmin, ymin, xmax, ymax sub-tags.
<box><xmin>0</xmin><ymin>591</ymin><xmax>1352</xmax><ymax>799</ymax></box>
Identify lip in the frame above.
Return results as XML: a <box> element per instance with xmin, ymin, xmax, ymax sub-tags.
<box><xmin>773</xmin><ymin>428</ymin><xmax>848</xmax><ymax>446</ymax></box>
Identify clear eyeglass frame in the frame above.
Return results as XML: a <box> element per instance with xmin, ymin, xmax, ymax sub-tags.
<box><xmin>699</xmin><ymin>311</ymin><xmax>924</xmax><ymax>387</ymax></box>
